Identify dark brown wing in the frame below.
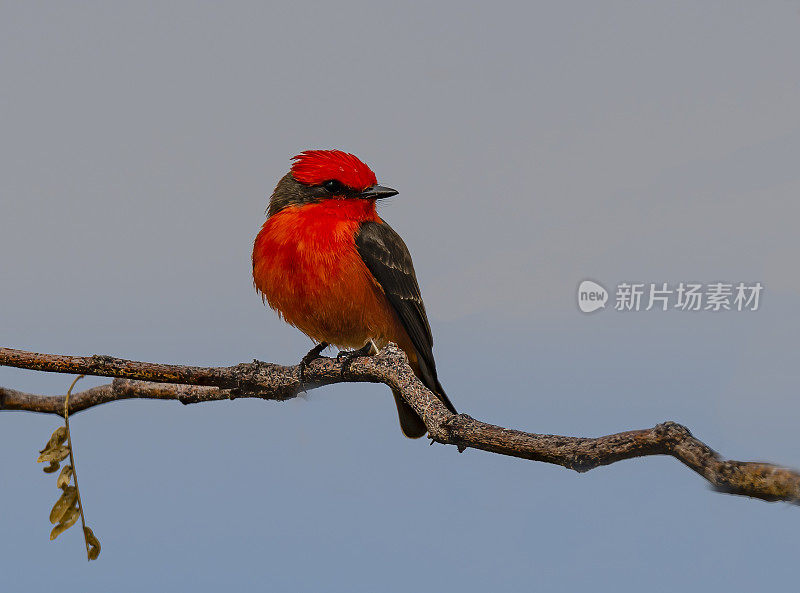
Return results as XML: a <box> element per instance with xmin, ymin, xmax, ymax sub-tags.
<box><xmin>355</xmin><ymin>220</ymin><xmax>456</xmax><ymax>415</ymax></box>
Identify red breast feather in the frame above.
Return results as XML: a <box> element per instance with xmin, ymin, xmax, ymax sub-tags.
<box><xmin>252</xmin><ymin>199</ymin><xmax>403</xmax><ymax>349</ymax></box>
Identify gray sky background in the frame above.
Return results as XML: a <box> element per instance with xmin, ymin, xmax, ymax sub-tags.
<box><xmin>2</xmin><ymin>2</ymin><xmax>799</xmax><ymax>591</ymax></box>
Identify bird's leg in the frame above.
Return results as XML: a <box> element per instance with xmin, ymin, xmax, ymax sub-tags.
<box><xmin>299</xmin><ymin>342</ymin><xmax>329</xmax><ymax>389</ymax></box>
<box><xmin>337</xmin><ymin>341</ymin><xmax>378</xmax><ymax>376</ymax></box>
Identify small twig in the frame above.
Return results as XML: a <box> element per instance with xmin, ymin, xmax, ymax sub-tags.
<box><xmin>63</xmin><ymin>376</ymin><xmax>90</xmax><ymax>561</ymax></box>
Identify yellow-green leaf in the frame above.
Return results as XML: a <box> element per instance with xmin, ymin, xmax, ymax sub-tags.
<box><xmin>84</xmin><ymin>526</ymin><xmax>101</xmax><ymax>560</ymax></box>
<box><xmin>56</xmin><ymin>465</ymin><xmax>73</xmax><ymax>489</ymax></box>
<box><xmin>49</xmin><ymin>487</ymin><xmax>77</xmax><ymax>524</ymax></box>
<box><xmin>37</xmin><ymin>446</ymin><xmax>70</xmax><ymax>464</ymax></box>
<box><xmin>49</xmin><ymin>507</ymin><xmax>80</xmax><ymax>540</ymax></box>
<box><xmin>61</xmin><ymin>507</ymin><xmax>80</xmax><ymax>528</ymax></box>
<box><xmin>50</xmin><ymin>523</ymin><xmax>69</xmax><ymax>540</ymax></box>
<box><xmin>39</xmin><ymin>426</ymin><xmax>68</xmax><ymax>455</ymax></box>
<box><xmin>47</xmin><ymin>426</ymin><xmax>68</xmax><ymax>449</ymax></box>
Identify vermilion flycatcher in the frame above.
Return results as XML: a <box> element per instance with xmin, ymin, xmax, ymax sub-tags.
<box><xmin>252</xmin><ymin>150</ymin><xmax>456</xmax><ymax>437</ymax></box>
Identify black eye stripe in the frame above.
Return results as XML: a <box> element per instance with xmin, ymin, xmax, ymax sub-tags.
<box><xmin>323</xmin><ymin>179</ymin><xmax>346</xmax><ymax>194</ymax></box>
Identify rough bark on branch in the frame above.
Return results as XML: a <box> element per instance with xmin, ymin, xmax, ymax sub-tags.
<box><xmin>1</xmin><ymin>345</ymin><xmax>798</xmax><ymax>504</ymax></box>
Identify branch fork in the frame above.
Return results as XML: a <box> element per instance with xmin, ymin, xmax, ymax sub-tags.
<box><xmin>1</xmin><ymin>345</ymin><xmax>798</xmax><ymax>504</ymax></box>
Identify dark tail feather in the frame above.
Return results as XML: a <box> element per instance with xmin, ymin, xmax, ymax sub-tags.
<box><xmin>392</xmin><ymin>365</ymin><xmax>456</xmax><ymax>439</ymax></box>
<box><xmin>432</xmin><ymin>378</ymin><xmax>457</xmax><ymax>415</ymax></box>
<box><xmin>414</xmin><ymin>353</ymin><xmax>457</xmax><ymax>414</ymax></box>
<box><xmin>393</xmin><ymin>389</ymin><xmax>427</xmax><ymax>438</ymax></box>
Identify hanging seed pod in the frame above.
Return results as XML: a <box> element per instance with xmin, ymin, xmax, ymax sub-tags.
<box><xmin>38</xmin><ymin>376</ymin><xmax>102</xmax><ymax>559</ymax></box>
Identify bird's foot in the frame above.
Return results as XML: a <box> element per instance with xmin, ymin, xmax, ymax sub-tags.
<box><xmin>299</xmin><ymin>342</ymin><xmax>329</xmax><ymax>390</ymax></box>
<box><xmin>336</xmin><ymin>341</ymin><xmax>377</xmax><ymax>376</ymax></box>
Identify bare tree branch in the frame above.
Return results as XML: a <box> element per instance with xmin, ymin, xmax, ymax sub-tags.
<box><xmin>1</xmin><ymin>345</ymin><xmax>798</xmax><ymax>504</ymax></box>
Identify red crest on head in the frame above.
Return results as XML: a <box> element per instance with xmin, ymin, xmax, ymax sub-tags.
<box><xmin>290</xmin><ymin>150</ymin><xmax>378</xmax><ymax>190</ymax></box>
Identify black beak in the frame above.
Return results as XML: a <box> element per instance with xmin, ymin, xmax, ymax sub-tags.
<box><xmin>361</xmin><ymin>185</ymin><xmax>398</xmax><ymax>200</ymax></box>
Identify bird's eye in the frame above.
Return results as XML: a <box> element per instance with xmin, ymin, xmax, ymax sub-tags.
<box><xmin>323</xmin><ymin>179</ymin><xmax>345</xmax><ymax>194</ymax></box>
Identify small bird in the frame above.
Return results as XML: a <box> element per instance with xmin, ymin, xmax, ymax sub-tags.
<box><xmin>252</xmin><ymin>150</ymin><xmax>456</xmax><ymax>437</ymax></box>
